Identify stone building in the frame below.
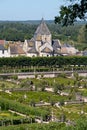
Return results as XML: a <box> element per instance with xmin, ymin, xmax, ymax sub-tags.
<box><xmin>23</xmin><ymin>18</ymin><xmax>61</xmax><ymax>57</ymax></box>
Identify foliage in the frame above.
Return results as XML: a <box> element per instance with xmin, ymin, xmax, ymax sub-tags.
<box><xmin>0</xmin><ymin>91</ymin><xmax>68</xmax><ymax>105</ymax></box>
<box><xmin>65</xmin><ymin>117</ymin><xmax>87</xmax><ymax>130</ymax></box>
<box><xmin>78</xmin><ymin>24</ymin><xmax>87</xmax><ymax>43</ymax></box>
<box><xmin>53</xmin><ymin>83</ymin><xmax>64</xmax><ymax>94</ymax></box>
<box><xmin>20</xmin><ymin>79</ymin><xmax>33</xmax><ymax>89</ymax></box>
<box><xmin>0</xmin><ymin>21</ymin><xmax>85</xmax><ymax>44</ymax></box>
<box><xmin>0</xmin><ymin>97</ymin><xmax>49</xmax><ymax>120</ymax></box>
<box><xmin>58</xmin><ymin>73</ymin><xmax>66</xmax><ymax>78</ymax></box>
<box><xmin>73</xmin><ymin>72</ymin><xmax>79</xmax><ymax>81</ymax></box>
<box><xmin>55</xmin><ymin>0</ymin><xmax>87</xmax><ymax>26</ymax></box>
<box><xmin>0</xmin><ymin>122</ymin><xmax>65</xmax><ymax>130</ymax></box>
<box><xmin>0</xmin><ymin>116</ymin><xmax>35</xmax><ymax>126</ymax></box>
<box><xmin>1</xmin><ymin>118</ymin><xmax>87</xmax><ymax>130</ymax></box>
<box><xmin>0</xmin><ymin>22</ymin><xmax>37</xmax><ymax>41</ymax></box>
<box><xmin>0</xmin><ymin>56</ymin><xmax>87</xmax><ymax>68</ymax></box>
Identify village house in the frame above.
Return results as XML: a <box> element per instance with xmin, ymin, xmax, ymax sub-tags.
<box><xmin>0</xmin><ymin>44</ymin><xmax>10</xmax><ymax>57</ymax></box>
<box><xmin>83</xmin><ymin>50</ymin><xmax>87</xmax><ymax>56</ymax></box>
<box><xmin>61</xmin><ymin>43</ymin><xmax>78</xmax><ymax>56</ymax></box>
<box><xmin>8</xmin><ymin>42</ymin><xmax>26</xmax><ymax>57</ymax></box>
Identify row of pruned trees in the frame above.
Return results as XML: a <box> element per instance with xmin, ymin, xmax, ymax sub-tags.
<box><xmin>0</xmin><ymin>56</ymin><xmax>87</xmax><ymax>68</ymax></box>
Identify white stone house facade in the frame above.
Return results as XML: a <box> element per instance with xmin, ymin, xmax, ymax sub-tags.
<box><xmin>0</xmin><ymin>44</ymin><xmax>10</xmax><ymax>57</ymax></box>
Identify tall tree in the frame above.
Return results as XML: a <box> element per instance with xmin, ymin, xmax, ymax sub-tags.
<box><xmin>78</xmin><ymin>24</ymin><xmax>87</xmax><ymax>43</ymax></box>
<box><xmin>55</xmin><ymin>0</ymin><xmax>87</xmax><ymax>26</ymax></box>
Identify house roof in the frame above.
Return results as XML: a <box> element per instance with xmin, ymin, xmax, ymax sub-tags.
<box><xmin>53</xmin><ymin>49</ymin><xmax>61</xmax><ymax>54</ymax></box>
<box><xmin>61</xmin><ymin>47</ymin><xmax>68</xmax><ymax>54</ymax></box>
<box><xmin>0</xmin><ymin>40</ymin><xmax>5</xmax><ymax>45</ymax></box>
<box><xmin>52</xmin><ymin>39</ymin><xmax>61</xmax><ymax>49</ymax></box>
<box><xmin>41</xmin><ymin>47</ymin><xmax>52</xmax><ymax>53</ymax></box>
<box><xmin>28</xmin><ymin>47</ymin><xmax>38</xmax><ymax>54</ymax></box>
<box><xmin>0</xmin><ymin>44</ymin><xmax>6</xmax><ymax>50</ymax></box>
<box><xmin>26</xmin><ymin>38</ymin><xmax>35</xmax><ymax>47</ymax></box>
<box><xmin>62</xmin><ymin>43</ymin><xmax>72</xmax><ymax>48</ymax></box>
<box><xmin>10</xmin><ymin>44</ymin><xmax>25</xmax><ymax>55</ymax></box>
<box><xmin>83</xmin><ymin>50</ymin><xmax>87</xmax><ymax>56</ymax></box>
<box><xmin>34</xmin><ymin>18</ymin><xmax>51</xmax><ymax>35</ymax></box>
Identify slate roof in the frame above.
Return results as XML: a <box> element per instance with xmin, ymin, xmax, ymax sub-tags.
<box><xmin>10</xmin><ymin>44</ymin><xmax>25</xmax><ymax>55</ymax></box>
<box><xmin>26</xmin><ymin>38</ymin><xmax>35</xmax><ymax>47</ymax></box>
<box><xmin>41</xmin><ymin>47</ymin><xmax>52</xmax><ymax>53</ymax></box>
<box><xmin>52</xmin><ymin>40</ymin><xmax>61</xmax><ymax>49</ymax></box>
<box><xmin>34</xmin><ymin>18</ymin><xmax>51</xmax><ymax>35</ymax></box>
<box><xmin>51</xmin><ymin>40</ymin><xmax>61</xmax><ymax>55</ymax></box>
<box><xmin>83</xmin><ymin>50</ymin><xmax>87</xmax><ymax>56</ymax></box>
<box><xmin>53</xmin><ymin>49</ymin><xmax>61</xmax><ymax>54</ymax></box>
<box><xmin>0</xmin><ymin>44</ymin><xmax>6</xmax><ymax>50</ymax></box>
<box><xmin>62</xmin><ymin>43</ymin><xmax>72</xmax><ymax>48</ymax></box>
<box><xmin>28</xmin><ymin>47</ymin><xmax>38</xmax><ymax>54</ymax></box>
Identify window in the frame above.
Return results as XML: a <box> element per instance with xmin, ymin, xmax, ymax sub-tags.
<box><xmin>2</xmin><ymin>50</ymin><xmax>4</xmax><ymax>54</ymax></box>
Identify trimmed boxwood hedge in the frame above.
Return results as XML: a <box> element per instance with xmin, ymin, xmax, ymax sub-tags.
<box><xmin>0</xmin><ymin>56</ymin><xmax>87</xmax><ymax>68</ymax></box>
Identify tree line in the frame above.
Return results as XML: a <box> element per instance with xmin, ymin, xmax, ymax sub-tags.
<box><xmin>0</xmin><ymin>21</ymin><xmax>85</xmax><ymax>43</ymax></box>
<box><xmin>0</xmin><ymin>22</ymin><xmax>37</xmax><ymax>41</ymax></box>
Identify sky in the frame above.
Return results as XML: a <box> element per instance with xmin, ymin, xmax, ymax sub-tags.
<box><xmin>0</xmin><ymin>0</ymin><xmax>66</xmax><ymax>20</ymax></box>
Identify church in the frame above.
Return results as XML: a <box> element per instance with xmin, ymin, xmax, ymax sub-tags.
<box><xmin>23</xmin><ymin>18</ymin><xmax>61</xmax><ymax>57</ymax></box>
<box><xmin>2</xmin><ymin>18</ymin><xmax>78</xmax><ymax>58</ymax></box>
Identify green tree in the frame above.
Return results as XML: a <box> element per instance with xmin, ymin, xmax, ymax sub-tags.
<box><xmin>74</xmin><ymin>72</ymin><xmax>79</xmax><ymax>81</ymax></box>
<box><xmin>60</xmin><ymin>113</ymin><xmax>66</xmax><ymax>122</ymax></box>
<box><xmin>40</xmin><ymin>80</ymin><xmax>47</xmax><ymax>91</ymax></box>
<box><xmin>55</xmin><ymin>0</ymin><xmax>87</xmax><ymax>26</ymax></box>
<box><xmin>53</xmin><ymin>83</ymin><xmax>64</xmax><ymax>94</ymax></box>
<box><xmin>20</xmin><ymin>80</ymin><xmax>33</xmax><ymax>90</ymax></box>
<box><xmin>78</xmin><ymin>24</ymin><xmax>87</xmax><ymax>43</ymax></box>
